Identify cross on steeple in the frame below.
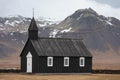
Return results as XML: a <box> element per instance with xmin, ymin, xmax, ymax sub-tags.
<box><xmin>33</xmin><ymin>8</ymin><xmax>34</xmax><ymax>17</ymax></box>
<box><xmin>28</xmin><ymin>9</ymin><xmax>38</xmax><ymax>40</ymax></box>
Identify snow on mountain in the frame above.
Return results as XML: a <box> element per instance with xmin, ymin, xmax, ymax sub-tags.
<box><xmin>38</xmin><ymin>23</ymin><xmax>47</xmax><ymax>27</ymax></box>
<box><xmin>0</xmin><ymin>15</ymin><xmax>59</xmax><ymax>35</ymax></box>
<box><xmin>76</xmin><ymin>13</ymin><xmax>84</xmax><ymax>20</ymax></box>
<box><xmin>5</xmin><ymin>20</ymin><xmax>16</xmax><ymax>26</ymax></box>
<box><xmin>105</xmin><ymin>20</ymin><xmax>113</xmax><ymax>26</ymax></box>
<box><xmin>10</xmin><ymin>32</ymin><xmax>13</xmax><ymax>36</ymax></box>
<box><xmin>60</xmin><ymin>27</ymin><xmax>72</xmax><ymax>33</ymax></box>
<box><xmin>49</xmin><ymin>29</ymin><xmax>59</xmax><ymax>38</ymax></box>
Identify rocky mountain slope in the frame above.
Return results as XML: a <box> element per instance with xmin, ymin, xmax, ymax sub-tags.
<box><xmin>0</xmin><ymin>8</ymin><xmax>120</xmax><ymax>69</ymax></box>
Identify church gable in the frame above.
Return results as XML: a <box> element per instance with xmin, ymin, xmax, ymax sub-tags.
<box><xmin>20</xmin><ymin>39</ymin><xmax>38</xmax><ymax>57</ymax></box>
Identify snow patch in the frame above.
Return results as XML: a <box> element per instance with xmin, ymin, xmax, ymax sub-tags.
<box><xmin>57</xmin><ymin>35</ymin><xmax>62</xmax><ymax>38</ymax></box>
<box><xmin>38</xmin><ymin>16</ymin><xmax>59</xmax><ymax>22</ymax></box>
<box><xmin>12</xmin><ymin>39</ymin><xmax>17</xmax><ymax>41</ymax></box>
<box><xmin>38</xmin><ymin>23</ymin><xmax>46</xmax><ymax>27</ymax></box>
<box><xmin>108</xmin><ymin>17</ymin><xmax>112</xmax><ymax>22</ymax></box>
<box><xmin>5</xmin><ymin>20</ymin><xmax>9</xmax><ymax>25</ymax></box>
<box><xmin>15</xmin><ymin>20</ymin><xmax>21</xmax><ymax>24</ymax></box>
<box><xmin>77</xmin><ymin>13</ymin><xmax>83</xmax><ymax>20</ymax></box>
<box><xmin>10</xmin><ymin>22</ymin><xmax>15</xmax><ymax>26</ymax></box>
<box><xmin>20</xmin><ymin>30</ymin><xmax>26</xmax><ymax>33</ymax></box>
<box><xmin>106</xmin><ymin>21</ymin><xmax>113</xmax><ymax>26</ymax></box>
<box><xmin>21</xmin><ymin>40</ymin><xmax>25</xmax><ymax>44</ymax></box>
<box><xmin>5</xmin><ymin>20</ymin><xmax>15</xmax><ymax>26</ymax></box>
<box><xmin>49</xmin><ymin>29</ymin><xmax>59</xmax><ymax>38</ymax></box>
<box><xmin>10</xmin><ymin>33</ymin><xmax>13</xmax><ymax>36</ymax></box>
<box><xmin>60</xmin><ymin>27</ymin><xmax>72</xmax><ymax>33</ymax></box>
<box><xmin>38</xmin><ymin>21</ymin><xmax>57</xmax><ymax>27</ymax></box>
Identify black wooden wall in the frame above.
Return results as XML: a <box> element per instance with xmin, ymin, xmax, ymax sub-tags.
<box><xmin>21</xmin><ymin>39</ymin><xmax>39</xmax><ymax>73</ymax></box>
<box><xmin>29</xmin><ymin>30</ymin><xmax>38</xmax><ymax>40</ymax></box>
<box><xmin>38</xmin><ymin>56</ymin><xmax>92</xmax><ymax>73</ymax></box>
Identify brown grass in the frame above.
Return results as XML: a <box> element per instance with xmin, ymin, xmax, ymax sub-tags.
<box><xmin>0</xmin><ymin>73</ymin><xmax>120</xmax><ymax>80</ymax></box>
<box><xmin>0</xmin><ymin>48</ymin><xmax>120</xmax><ymax>70</ymax></box>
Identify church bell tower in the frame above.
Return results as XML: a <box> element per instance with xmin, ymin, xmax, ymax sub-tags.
<box><xmin>28</xmin><ymin>17</ymin><xmax>38</xmax><ymax>40</ymax></box>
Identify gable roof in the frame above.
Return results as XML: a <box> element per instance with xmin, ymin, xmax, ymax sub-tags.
<box><xmin>30</xmin><ymin>38</ymin><xmax>92</xmax><ymax>57</ymax></box>
<box><xmin>28</xmin><ymin>17</ymin><xmax>38</xmax><ymax>30</ymax></box>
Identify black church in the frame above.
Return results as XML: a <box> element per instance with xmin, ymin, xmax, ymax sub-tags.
<box><xmin>20</xmin><ymin>17</ymin><xmax>92</xmax><ymax>73</ymax></box>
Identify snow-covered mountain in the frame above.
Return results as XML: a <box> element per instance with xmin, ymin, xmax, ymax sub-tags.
<box><xmin>0</xmin><ymin>15</ymin><xmax>59</xmax><ymax>59</ymax></box>
<box><xmin>0</xmin><ymin>15</ymin><xmax>59</xmax><ymax>33</ymax></box>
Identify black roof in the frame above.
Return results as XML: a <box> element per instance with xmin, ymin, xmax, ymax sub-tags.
<box><xmin>28</xmin><ymin>17</ymin><xmax>38</xmax><ymax>30</ymax></box>
<box><xmin>30</xmin><ymin>38</ymin><xmax>92</xmax><ymax>57</ymax></box>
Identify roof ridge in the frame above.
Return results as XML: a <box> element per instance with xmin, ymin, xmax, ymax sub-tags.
<box><xmin>37</xmin><ymin>37</ymin><xmax>83</xmax><ymax>40</ymax></box>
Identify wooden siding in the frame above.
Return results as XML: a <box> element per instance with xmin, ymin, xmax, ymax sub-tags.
<box><xmin>38</xmin><ymin>56</ymin><xmax>92</xmax><ymax>73</ymax></box>
<box><xmin>21</xmin><ymin>39</ymin><xmax>39</xmax><ymax>73</ymax></box>
<box><xmin>29</xmin><ymin>30</ymin><xmax>38</xmax><ymax>40</ymax></box>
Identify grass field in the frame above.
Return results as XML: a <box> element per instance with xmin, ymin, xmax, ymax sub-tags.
<box><xmin>0</xmin><ymin>73</ymin><xmax>120</xmax><ymax>80</ymax></box>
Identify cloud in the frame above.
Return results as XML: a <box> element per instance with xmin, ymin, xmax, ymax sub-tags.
<box><xmin>0</xmin><ymin>0</ymin><xmax>120</xmax><ymax>20</ymax></box>
<box><xmin>92</xmin><ymin>0</ymin><xmax>120</xmax><ymax>8</ymax></box>
<box><xmin>87</xmin><ymin>0</ymin><xmax>120</xmax><ymax>20</ymax></box>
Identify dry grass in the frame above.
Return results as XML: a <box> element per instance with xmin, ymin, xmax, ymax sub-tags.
<box><xmin>0</xmin><ymin>73</ymin><xmax>120</xmax><ymax>80</ymax></box>
<box><xmin>1</xmin><ymin>49</ymin><xmax>120</xmax><ymax>70</ymax></box>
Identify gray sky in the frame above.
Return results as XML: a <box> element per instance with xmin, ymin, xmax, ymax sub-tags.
<box><xmin>0</xmin><ymin>0</ymin><xmax>120</xmax><ymax>20</ymax></box>
<box><xmin>93</xmin><ymin>0</ymin><xmax>120</xmax><ymax>8</ymax></box>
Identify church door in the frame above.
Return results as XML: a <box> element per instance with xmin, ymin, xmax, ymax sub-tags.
<box><xmin>26</xmin><ymin>52</ymin><xmax>32</xmax><ymax>73</ymax></box>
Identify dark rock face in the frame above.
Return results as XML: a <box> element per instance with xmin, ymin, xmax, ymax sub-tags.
<box><xmin>55</xmin><ymin>8</ymin><xmax>120</xmax><ymax>54</ymax></box>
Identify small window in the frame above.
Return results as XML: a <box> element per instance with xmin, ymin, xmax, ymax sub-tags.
<box><xmin>79</xmin><ymin>57</ymin><xmax>85</xmax><ymax>67</ymax></box>
<box><xmin>47</xmin><ymin>57</ymin><xmax>53</xmax><ymax>67</ymax></box>
<box><xmin>64</xmin><ymin>57</ymin><xmax>69</xmax><ymax>67</ymax></box>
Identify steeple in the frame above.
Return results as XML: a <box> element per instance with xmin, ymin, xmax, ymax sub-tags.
<box><xmin>28</xmin><ymin>17</ymin><xmax>38</xmax><ymax>40</ymax></box>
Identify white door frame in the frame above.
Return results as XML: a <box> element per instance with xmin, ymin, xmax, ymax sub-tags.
<box><xmin>26</xmin><ymin>52</ymin><xmax>32</xmax><ymax>73</ymax></box>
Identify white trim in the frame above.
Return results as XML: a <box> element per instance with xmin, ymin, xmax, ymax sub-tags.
<box><xmin>26</xmin><ymin>52</ymin><xmax>32</xmax><ymax>73</ymax></box>
<box><xmin>26</xmin><ymin>52</ymin><xmax>32</xmax><ymax>58</ymax></box>
<box><xmin>79</xmin><ymin>57</ymin><xmax>85</xmax><ymax>67</ymax></box>
<box><xmin>47</xmin><ymin>57</ymin><xmax>53</xmax><ymax>67</ymax></box>
<box><xmin>64</xmin><ymin>57</ymin><xmax>69</xmax><ymax>67</ymax></box>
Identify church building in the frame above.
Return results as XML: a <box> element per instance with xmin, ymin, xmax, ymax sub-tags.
<box><xmin>20</xmin><ymin>17</ymin><xmax>92</xmax><ymax>73</ymax></box>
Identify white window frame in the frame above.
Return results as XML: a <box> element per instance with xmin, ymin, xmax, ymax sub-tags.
<box><xmin>64</xmin><ymin>57</ymin><xmax>69</xmax><ymax>67</ymax></box>
<box><xmin>79</xmin><ymin>57</ymin><xmax>85</xmax><ymax>67</ymax></box>
<box><xmin>47</xmin><ymin>57</ymin><xmax>53</xmax><ymax>67</ymax></box>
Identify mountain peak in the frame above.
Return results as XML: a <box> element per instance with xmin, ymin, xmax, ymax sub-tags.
<box><xmin>76</xmin><ymin>8</ymin><xmax>97</xmax><ymax>14</ymax></box>
<box><xmin>67</xmin><ymin>8</ymin><xmax>98</xmax><ymax>20</ymax></box>
<box><xmin>58</xmin><ymin>8</ymin><xmax>120</xmax><ymax>31</ymax></box>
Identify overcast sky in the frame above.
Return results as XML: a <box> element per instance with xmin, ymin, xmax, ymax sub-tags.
<box><xmin>0</xmin><ymin>0</ymin><xmax>120</xmax><ymax>20</ymax></box>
